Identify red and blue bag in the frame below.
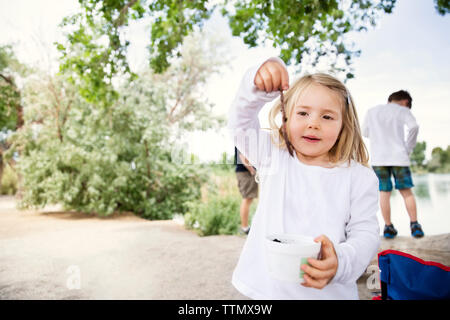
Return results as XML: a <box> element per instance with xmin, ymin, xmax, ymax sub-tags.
<box><xmin>376</xmin><ymin>249</ymin><xmax>450</xmax><ymax>300</ymax></box>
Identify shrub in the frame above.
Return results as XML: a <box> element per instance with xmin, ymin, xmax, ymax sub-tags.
<box><xmin>0</xmin><ymin>163</ymin><xmax>17</xmax><ymax>195</ymax></box>
<box><xmin>185</xmin><ymin>194</ymin><xmax>242</xmax><ymax>236</ymax></box>
<box><xmin>8</xmin><ymin>79</ymin><xmax>208</xmax><ymax>219</ymax></box>
<box><xmin>11</xmin><ymin>105</ymin><xmax>207</xmax><ymax>219</ymax></box>
<box><xmin>6</xmin><ymin>32</ymin><xmax>226</xmax><ymax>219</ymax></box>
<box><xmin>184</xmin><ymin>168</ymin><xmax>259</xmax><ymax>236</ymax></box>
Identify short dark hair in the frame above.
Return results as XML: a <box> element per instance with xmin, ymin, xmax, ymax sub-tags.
<box><xmin>388</xmin><ymin>90</ymin><xmax>412</xmax><ymax>108</ymax></box>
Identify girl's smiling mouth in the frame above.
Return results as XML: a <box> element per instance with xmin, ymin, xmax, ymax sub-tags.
<box><xmin>302</xmin><ymin>135</ymin><xmax>321</xmax><ymax>143</ymax></box>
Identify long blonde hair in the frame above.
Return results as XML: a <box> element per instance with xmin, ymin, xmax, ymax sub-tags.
<box><xmin>268</xmin><ymin>73</ymin><xmax>369</xmax><ymax>167</ymax></box>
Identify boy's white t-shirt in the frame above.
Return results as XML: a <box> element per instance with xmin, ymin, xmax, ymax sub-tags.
<box><xmin>228</xmin><ymin>58</ymin><xmax>380</xmax><ymax>300</ymax></box>
<box><xmin>362</xmin><ymin>103</ymin><xmax>419</xmax><ymax>166</ymax></box>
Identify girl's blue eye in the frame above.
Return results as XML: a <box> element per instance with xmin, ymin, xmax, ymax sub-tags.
<box><xmin>323</xmin><ymin>115</ymin><xmax>333</xmax><ymax>120</ymax></box>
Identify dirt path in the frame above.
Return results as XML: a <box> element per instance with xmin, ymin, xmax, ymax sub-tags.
<box><xmin>1</xmin><ymin>195</ymin><xmax>448</xmax><ymax>300</ymax></box>
<box><xmin>0</xmin><ymin>196</ymin><xmax>248</xmax><ymax>300</ymax></box>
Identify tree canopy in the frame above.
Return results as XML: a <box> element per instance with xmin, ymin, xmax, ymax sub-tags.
<box><xmin>56</xmin><ymin>0</ymin><xmax>450</xmax><ymax>106</ymax></box>
<box><xmin>410</xmin><ymin>141</ymin><xmax>426</xmax><ymax>168</ymax></box>
<box><xmin>434</xmin><ymin>0</ymin><xmax>450</xmax><ymax>15</ymax></box>
<box><xmin>7</xmin><ymin>31</ymin><xmax>225</xmax><ymax>217</ymax></box>
<box><xmin>428</xmin><ymin>146</ymin><xmax>450</xmax><ymax>173</ymax></box>
<box><xmin>409</xmin><ymin>141</ymin><xmax>450</xmax><ymax>174</ymax></box>
<box><xmin>56</xmin><ymin>0</ymin><xmax>395</xmax><ymax>103</ymax></box>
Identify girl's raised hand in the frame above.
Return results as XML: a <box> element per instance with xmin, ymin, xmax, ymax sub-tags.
<box><xmin>300</xmin><ymin>235</ymin><xmax>338</xmax><ymax>289</ymax></box>
<box><xmin>254</xmin><ymin>59</ymin><xmax>289</xmax><ymax>93</ymax></box>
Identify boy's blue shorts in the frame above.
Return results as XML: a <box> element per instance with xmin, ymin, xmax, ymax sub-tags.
<box><xmin>372</xmin><ymin>166</ymin><xmax>414</xmax><ymax>192</ymax></box>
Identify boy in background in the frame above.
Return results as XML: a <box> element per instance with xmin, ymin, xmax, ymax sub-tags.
<box><xmin>235</xmin><ymin>147</ymin><xmax>258</xmax><ymax>235</ymax></box>
<box><xmin>363</xmin><ymin>90</ymin><xmax>424</xmax><ymax>238</ymax></box>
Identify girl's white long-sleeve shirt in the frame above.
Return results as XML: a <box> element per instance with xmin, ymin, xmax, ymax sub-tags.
<box><xmin>228</xmin><ymin>58</ymin><xmax>380</xmax><ymax>300</ymax></box>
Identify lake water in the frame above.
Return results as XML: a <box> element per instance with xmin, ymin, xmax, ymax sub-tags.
<box><xmin>378</xmin><ymin>173</ymin><xmax>450</xmax><ymax>236</ymax></box>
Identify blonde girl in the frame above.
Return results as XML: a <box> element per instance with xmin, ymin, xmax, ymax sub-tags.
<box><xmin>267</xmin><ymin>73</ymin><xmax>369</xmax><ymax>167</ymax></box>
<box><xmin>228</xmin><ymin>57</ymin><xmax>380</xmax><ymax>300</ymax></box>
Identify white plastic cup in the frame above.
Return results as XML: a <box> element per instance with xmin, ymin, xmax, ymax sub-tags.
<box><xmin>265</xmin><ymin>233</ymin><xmax>321</xmax><ymax>283</ymax></box>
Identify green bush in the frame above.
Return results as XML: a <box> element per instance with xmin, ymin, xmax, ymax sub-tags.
<box><xmin>5</xmin><ymin>33</ymin><xmax>225</xmax><ymax>220</ymax></box>
<box><xmin>11</xmin><ymin>106</ymin><xmax>206</xmax><ymax>219</ymax></box>
<box><xmin>0</xmin><ymin>164</ymin><xmax>17</xmax><ymax>195</ymax></box>
<box><xmin>184</xmin><ymin>167</ymin><xmax>259</xmax><ymax>237</ymax></box>
<box><xmin>6</xmin><ymin>74</ymin><xmax>207</xmax><ymax>219</ymax></box>
<box><xmin>185</xmin><ymin>194</ymin><xmax>242</xmax><ymax>236</ymax></box>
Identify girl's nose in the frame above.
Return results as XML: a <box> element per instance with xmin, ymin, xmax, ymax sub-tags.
<box><xmin>307</xmin><ymin>116</ymin><xmax>320</xmax><ymax>129</ymax></box>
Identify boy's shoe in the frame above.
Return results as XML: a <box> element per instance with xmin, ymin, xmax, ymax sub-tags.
<box><xmin>239</xmin><ymin>226</ymin><xmax>250</xmax><ymax>235</ymax></box>
<box><xmin>383</xmin><ymin>224</ymin><xmax>398</xmax><ymax>239</ymax></box>
<box><xmin>410</xmin><ymin>221</ymin><xmax>424</xmax><ymax>238</ymax></box>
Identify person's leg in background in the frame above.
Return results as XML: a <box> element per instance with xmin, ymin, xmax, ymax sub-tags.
<box><xmin>380</xmin><ymin>191</ymin><xmax>393</xmax><ymax>225</ymax></box>
<box><xmin>398</xmin><ymin>188</ymin><xmax>417</xmax><ymax>222</ymax></box>
<box><xmin>240</xmin><ymin>197</ymin><xmax>253</xmax><ymax>233</ymax></box>
<box><xmin>393</xmin><ymin>166</ymin><xmax>424</xmax><ymax>238</ymax></box>
<box><xmin>373</xmin><ymin>166</ymin><xmax>398</xmax><ymax>238</ymax></box>
<box><xmin>236</xmin><ymin>171</ymin><xmax>258</xmax><ymax>235</ymax></box>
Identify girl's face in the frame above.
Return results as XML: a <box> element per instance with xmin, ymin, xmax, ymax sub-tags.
<box><xmin>288</xmin><ymin>83</ymin><xmax>343</xmax><ymax>167</ymax></box>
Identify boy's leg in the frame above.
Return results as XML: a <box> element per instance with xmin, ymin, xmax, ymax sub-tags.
<box><xmin>236</xmin><ymin>171</ymin><xmax>258</xmax><ymax>233</ymax></box>
<box><xmin>379</xmin><ymin>191</ymin><xmax>393</xmax><ymax>225</ymax></box>
<box><xmin>372</xmin><ymin>166</ymin><xmax>394</xmax><ymax>225</ymax></box>
<box><xmin>393</xmin><ymin>166</ymin><xmax>424</xmax><ymax>237</ymax></box>
<box><xmin>373</xmin><ymin>166</ymin><xmax>398</xmax><ymax>238</ymax></box>
<box><xmin>398</xmin><ymin>189</ymin><xmax>424</xmax><ymax>237</ymax></box>
<box><xmin>240</xmin><ymin>198</ymin><xmax>253</xmax><ymax>228</ymax></box>
<box><xmin>380</xmin><ymin>191</ymin><xmax>398</xmax><ymax>238</ymax></box>
<box><xmin>398</xmin><ymin>188</ymin><xmax>417</xmax><ymax>223</ymax></box>
<box><xmin>392</xmin><ymin>167</ymin><xmax>417</xmax><ymax>222</ymax></box>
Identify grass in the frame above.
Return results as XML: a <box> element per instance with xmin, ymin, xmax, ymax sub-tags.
<box><xmin>184</xmin><ymin>166</ymin><xmax>258</xmax><ymax>236</ymax></box>
<box><xmin>0</xmin><ymin>163</ymin><xmax>18</xmax><ymax>195</ymax></box>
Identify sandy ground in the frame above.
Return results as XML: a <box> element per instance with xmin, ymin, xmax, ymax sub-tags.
<box><xmin>0</xmin><ymin>195</ymin><xmax>448</xmax><ymax>300</ymax></box>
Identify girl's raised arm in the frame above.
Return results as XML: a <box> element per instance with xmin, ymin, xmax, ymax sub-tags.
<box><xmin>228</xmin><ymin>57</ymin><xmax>288</xmax><ymax>170</ymax></box>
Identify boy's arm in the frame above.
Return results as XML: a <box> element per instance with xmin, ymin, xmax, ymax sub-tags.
<box><xmin>404</xmin><ymin>110</ymin><xmax>419</xmax><ymax>155</ymax></box>
<box><xmin>330</xmin><ymin>167</ymin><xmax>380</xmax><ymax>286</ymax></box>
<box><xmin>238</xmin><ymin>153</ymin><xmax>256</xmax><ymax>175</ymax></box>
<box><xmin>228</xmin><ymin>57</ymin><xmax>285</xmax><ymax>169</ymax></box>
<box><xmin>361</xmin><ymin>111</ymin><xmax>370</xmax><ymax>138</ymax></box>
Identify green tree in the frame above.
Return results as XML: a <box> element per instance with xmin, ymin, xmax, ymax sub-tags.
<box><xmin>8</xmin><ymin>31</ymin><xmax>226</xmax><ymax>219</ymax></box>
<box><xmin>0</xmin><ymin>45</ymin><xmax>28</xmax><ymax>190</ymax></box>
<box><xmin>57</xmin><ymin>0</ymin><xmax>399</xmax><ymax>102</ymax></box>
<box><xmin>0</xmin><ymin>45</ymin><xmax>20</xmax><ymax>132</ymax></box>
<box><xmin>56</xmin><ymin>1</ymin><xmax>450</xmax><ymax>106</ymax></box>
<box><xmin>428</xmin><ymin>147</ymin><xmax>443</xmax><ymax>172</ymax></box>
<box><xmin>434</xmin><ymin>0</ymin><xmax>450</xmax><ymax>15</ymax></box>
<box><xmin>410</xmin><ymin>141</ymin><xmax>426</xmax><ymax>168</ymax></box>
<box><xmin>7</xmin><ymin>70</ymin><xmax>205</xmax><ymax>218</ymax></box>
<box><xmin>132</xmin><ymin>31</ymin><xmax>227</xmax><ymax>136</ymax></box>
<box><xmin>427</xmin><ymin>146</ymin><xmax>450</xmax><ymax>173</ymax></box>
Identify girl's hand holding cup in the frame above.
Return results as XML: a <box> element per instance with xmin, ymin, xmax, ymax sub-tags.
<box><xmin>301</xmin><ymin>235</ymin><xmax>338</xmax><ymax>289</ymax></box>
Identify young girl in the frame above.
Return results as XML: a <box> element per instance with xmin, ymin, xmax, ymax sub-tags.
<box><xmin>228</xmin><ymin>57</ymin><xmax>380</xmax><ymax>300</ymax></box>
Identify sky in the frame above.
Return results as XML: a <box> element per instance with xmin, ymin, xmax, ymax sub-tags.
<box><xmin>0</xmin><ymin>0</ymin><xmax>449</xmax><ymax>162</ymax></box>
